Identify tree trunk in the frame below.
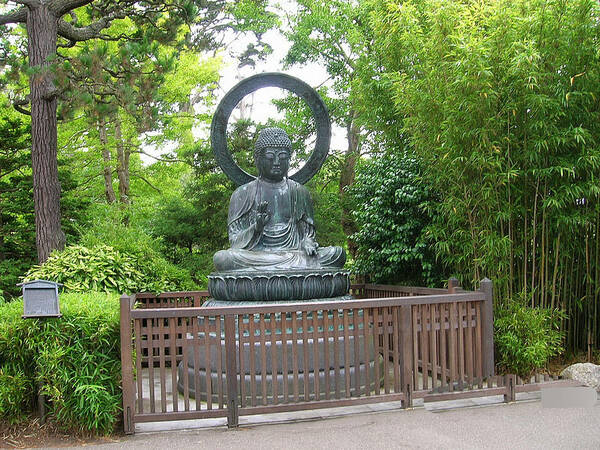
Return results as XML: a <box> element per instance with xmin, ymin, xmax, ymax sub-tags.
<box><xmin>27</xmin><ymin>4</ymin><xmax>65</xmax><ymax>263</ymax></box>
<box><xmin>115</xmin><ymin>118</ymin><xmax>130</xmax><ymax>204</ymax></box>
<box><xmin>99</xmin><ymin>120</ymin><xmax>116</xmax><ymax>203</ymax></box>
<box><xmin>339</xmin><ymin>112</ymin><xmax>360</xmax><ymax>258</ymax></box>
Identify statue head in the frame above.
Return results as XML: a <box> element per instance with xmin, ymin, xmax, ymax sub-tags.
<box><xmin>254</xmin><ymin>127</ymin><xmax>291</xmax><ymax>182</ymax></box>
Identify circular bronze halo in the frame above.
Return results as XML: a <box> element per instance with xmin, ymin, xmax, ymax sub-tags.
<box><xmin>210</xmin><ymin>72</ymin><xmax>331</xmax><ymax>186</ymax></box>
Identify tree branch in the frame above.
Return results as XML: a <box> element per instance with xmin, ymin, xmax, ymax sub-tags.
<box><xmin>131</xmin><ymin>172</ymin><xmax>162</xmax><ymax>193</ymax></box>
<box><xmin>131</xmin><ymin>149</ymin><xmax>188</xmax><ymax>164</ymax></box>
<box><xmin>50</xmin><ymin>0</ymin><xmax>93</xmax><ymax>17</ymax></box>
<box><xmin>57</xmin><ymin>10</ymin><xmax>125</xmax><ymax>41</ymax></box>
<box><xmin>12</xmin><ymin>0</ymin><xmax>40</xmax><ymax>7</ymax></box>
<box><xmin>13</xmin><ymin>97</ymin><xmax>31</xmax><ymax>115</ymax></box>
<box><xmin>0</xmin><ymin>7</ymin><xmax>27</xmax><ymax>25</ymax></box>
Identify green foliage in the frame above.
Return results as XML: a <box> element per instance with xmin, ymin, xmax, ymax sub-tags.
<box><xmin>0</xmin><ymin>364</ymin><xmax>33</xmax><ymax>424</ymax></box>
<box><xmin>494</xmin><ymin>299</ymin><xmax>565</xmax><ymax>378</ymax></box>
<box><xmin>0</xmin><ymin>293</ymin><xmax>121</xmax><ymax>434</ymax></box>
<box><xmin>360</xmin><ymin>0</ymin><xmax>600</xmax><ymax>352</ymax></box>
<box><xmin>0</xmin><ymin>113</ymin><xmax>89</xmax><ymax>299</ymax></box>
<box><xmin>25</xmin><ymin>244</ymin><xmax>191</xmax><ymax>294</ymax></box>
<box><xmin>350</xmin><ymin>151</ymin><xmax>443</xmax><ymax>285</ymax></box>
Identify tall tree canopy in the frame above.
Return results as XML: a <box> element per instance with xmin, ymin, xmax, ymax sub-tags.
<box><xmin>0</xmin><ymin>0</ymin><xmax>274</xmax><ymax>262</ymax></box>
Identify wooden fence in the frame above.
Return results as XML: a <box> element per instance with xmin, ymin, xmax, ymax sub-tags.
<box><xmin>119</xmin><ymin>280</ymin><xmax>572</xmax><ymax>433</ymax></box>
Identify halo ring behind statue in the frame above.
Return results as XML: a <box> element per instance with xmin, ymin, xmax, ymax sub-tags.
<box><xmin>211</xmin><ymin>72</ymin><xmax>331</xmax><ymax>186</ymax></box>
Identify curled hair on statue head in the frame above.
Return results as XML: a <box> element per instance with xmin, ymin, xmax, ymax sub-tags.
<box><xmin>254</xmin><ymin>127</ymin><xmax>292</xmax><ymax>163</ymax></box>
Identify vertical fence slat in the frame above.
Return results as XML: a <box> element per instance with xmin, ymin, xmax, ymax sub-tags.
<box><xmin>238</xmin><ymin>315</ymin><xmax>246</xmax><ymax>408</ymax></box>
<box><xmin>343</xmin><ymin>309</ymin><xmax>351</xmax><ymax>398</ymax></box>
<box><xmin>249</xmin><ymin>314</ymin><xmax>257</xmax><ymax>407</ymax></box>
<box><xmin>216</xmin><ymin>316</ymin><xmax>224</xmax><ymax>409</ymax></box>
<box><xmin>400</xmin><ymin>305</ymin><xmax>413</xmax><ymax>408</ymax></box>
<box><xmin>440</xmin><ymin>304</ymin><xmax>447</xmax><ymax>391</ymax></box>
<box><xmin>224</xmin><ymin>314</ymin><xmax>239</xmax><ymax>428</ymax></box>
<box><xmin>158</xmin><ymin>317</ymin><xmax>167</xmax><ymax>413</ymax></box>
<box><xmin>291</xmin><ymin>311</ymin><xmax>300</xmax><ymax>402</ymax></box>
<box><xmin>382</xmin><ymin>307</ymin><xmax>390</xmax><ymax>394</ymax></box>
<box><xmin>169</xmin><ymin>317</ymin><xmax>178</xmax><ymax>412</ymax></box>
<box><xmin>363</xmin><ymin>308</ymin><xmax>371</xmax><ymax>397</ymax></box>
<box><xmin>429</xmin><ymin>305</ymin><xmax>438</xmax><ymax>392</ymax></box>
<box><xmin>134</xmin><ymin>318</ymin><xmax>143</xmax><ymax>415</ymax></box>
<box><xmin>120</xmin><ymin>295</ymin><xmax>135</xmax><ymax>435</ymax></box>
<box><xmin>420</xmin><ymin>305</ymin><xmax>429</xmax><ymax>391</ymax></box>
<box><xmin>392</xmin><ymin>307</ymin><xmax>400</xmax><ymax>394</ymax></box>
<box><xmin>465</xmin><ymin>302</ymin><xmax>474</xmax><ymax>389</ymax></box>
<box><xmin>271</xmin><ymin>313</ymin><xmax>279</xmax><ymax>405</ymax></box>
<box><xmin>373</xmin><ymin>308</ymin><xmax>381</xmax><ymax>395</ymax></box>
<box><xmin>352</xmin><ymin>308</ymin><xmax>361</xmax><ymax>396</ymax></box>
<box><xmin>313</xmin><ymin>310</ymin><xmax>320</xmax><ymax>401</ymax></box>
<box><xmin>260</xmin><ymin>313</ymin><xmax>268</xmax><ymax>405</ymax></box>
<box><xmin>333</xmin><ymin>309</ymin><xmax>341</xmax><ymax>399</ymax></box>
<box><xmin>302</xmin><ymin>312</ymin><xmax>310</xmax><ymax>401</ymax></box>
<box><xmin>412</xmin><ymin>306</ymin><xmax>419</xmax><ymax>390</ymax></box>
<box><xmin>192</xmin><ymin>316</ymin><xmax>200</xmax><ymax>411</ymax></box>
<box><xmin>181</xmin><ymin>316</ymin><xmax>189</xmax><ymax>411</ymax></box>
<box><xmin>282</xmin><ymin>312</ymin><xmax>289</xmax><ymax>403</ymax></box>
<box><xmin>323</xmin><ymin>310</ymin><xmax>331</xmax><ymax>400</ymax></box>
<box><xmin>457</xmin><ymin>302</ymin><xmax>465</xmax><ymax>390</ymax></box>
<box><xmin>475</xmin><ymin>302</ymin><xmax>483</xmax><ymax>389</ymax></box>
<box><xmin>449</xmin><ymin>303</ymin><xmax>457</xmax><ymax>392</ymax></box>
<box><xmin>204</xmin><ymin>314</ymin><xmax>212</xmax><ymax>410</ymax></box>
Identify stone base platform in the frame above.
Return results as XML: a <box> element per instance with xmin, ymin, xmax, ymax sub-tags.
<box><xmin>208</xmin><ymin>269</ymin><xmax>350</xmax><ymax>302</ymax></box>
<box><xmin>177</xmin><ymin>328</ymin><xmax>384</xmax><ymax>401</ymax></box>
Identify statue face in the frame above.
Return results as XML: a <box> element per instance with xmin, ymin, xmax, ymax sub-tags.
<box><xmin>257</xmin><ymin>146</ymin><xmax>290</xmax><ymax>182</ymax></box>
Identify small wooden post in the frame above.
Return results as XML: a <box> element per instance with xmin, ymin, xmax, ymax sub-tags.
<box><xmin>503</xmin><ymin>374</ymin><xmax>516</xmax><ymax>403</ymax></box>
<box><xmin>400</xmin><ymin>305</ymin><xmax>413</xmax><ymax>408</ymax></box>
<box><xmin>447</xmin><ymin>277</ymin><xmax>460</xmax><ymax>294</ymax></box>
<box><xmin>224</xmin><ymin>314</ymin><xmax>239</xmax><ymax>428</ymax></box>
<box><xmin>120</xmin><ymin>294</ymin><xmax>135</xmax><ymax>434</ymax></box>
<box><xmin>479</xmin><ymin>278</ymin><xmax>495</xmax><ymax>377</ymax></box>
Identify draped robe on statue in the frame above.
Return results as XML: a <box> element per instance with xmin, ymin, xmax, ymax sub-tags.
<box><xmin>213</xmin><ymin>178</ymin><xmax>345</xmax><ymax>272</ymax></box>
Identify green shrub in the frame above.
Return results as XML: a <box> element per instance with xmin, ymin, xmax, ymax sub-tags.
<box><xmin>25</xmin><ymin>244</ymin><xmax>192</xmax><ymax>294</ymax></box>
<box><xmin>0</xmin><ymin>364</ymin><xmax>33</xmax><ymax>424</ymax></box>
<box><xmin>0</xmin><ymin>293</ymin><xmax>121</xmax><ymax>434</ymax></box>
<box><xmin>494</xmin><ymin>299</ymin><xmax>565</xmax><ymax>378</ymax></box>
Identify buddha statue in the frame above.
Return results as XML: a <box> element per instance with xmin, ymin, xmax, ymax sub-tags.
<box><xmin>213</xmin><ymin>127</ymin><xmax>346</xmax><ymax>273</ymax></box>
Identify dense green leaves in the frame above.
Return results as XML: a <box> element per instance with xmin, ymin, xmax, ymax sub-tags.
<box><xmin>0</xmin><ymin>293</ymin><xmax>121</xmax><ymax>433</ymax></box>
<box><xmin>25</xmin><ymin>244</ymin><xmax>191</xmax><ymax>294</ymax></box>
<box><xmin>360</xmin><ymin>0</ymin><xmax>600</xmax><ymax>352</ymax></box>
<box><xmin>350</xmin><ymin>151</ymin><xmax>443</xmax><ymax>285</ymax></box>
<box><xmin>495</xmin><ymin>299</ymin><xmax>565</xmax><ymax>378</ymax></box>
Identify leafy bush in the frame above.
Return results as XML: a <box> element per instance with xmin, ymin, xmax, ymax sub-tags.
<box><xmin>349</xmin><ymin>151</ymin><xmax>444</xmax><ymax>286</ymax></box>
<box><xmin>25</xmin><ymin>244</ymin><xmax>192</xmax><ymax>293</ymax></box>
<box><xmin>494</xmin><ymin>299</ymin><xmax>565</xmax><ymax>378</ymax></box>
<box><xmin>0</xmin><ymin>364</ymin><xmax>33</xmax><ymax>424</ymax></box>
<box><xmin>0</xmin><ymin>293</ymin><xmax>121</xmax><ymax>434</ymax></box>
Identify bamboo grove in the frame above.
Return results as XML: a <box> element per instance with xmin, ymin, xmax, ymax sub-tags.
<box><xmin>358</xmin><ymin>0</ymin><xmax>600</xmax><ymax>354</ymax></box>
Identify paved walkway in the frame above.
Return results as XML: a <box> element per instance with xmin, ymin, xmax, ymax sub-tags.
<box><xmin>50</xmin><ymin>392</ymin><xmax>599</xmax><ymax>450</ymax></box>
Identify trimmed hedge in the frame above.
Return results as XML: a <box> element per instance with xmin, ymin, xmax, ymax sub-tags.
<box><xmin>0</xmin><ymin>292</ymin><xmax>121</xmax><ymax>434</ymax></box>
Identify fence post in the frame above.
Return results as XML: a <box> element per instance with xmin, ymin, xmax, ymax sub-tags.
<box><xmin>120</xmin><ymin>294</ymin><xmax>135</xmax><ymax>434</ymax></box>
<box><xmin>447</xmin><ymin>277</ymin><xmax>460</xmax><ymax>294</ymax></box>
<box><xmin>503</xmin><ymin>374</ymin><xmax>516</xmax><ymax>403</ymax></box>
<box><xmin>480</xmin><ymin>278</ymin><xmax>495</xmax><ymax>377</ymax></box>
<box><xmin>400</xmin><ymin>305</ymin><xmax>413</xmax><ymax>408</ymax></box>
<box><xmin>224</xmin><ymin>314</ymin><xmax>239</xmax><ymax>428</ymax></box>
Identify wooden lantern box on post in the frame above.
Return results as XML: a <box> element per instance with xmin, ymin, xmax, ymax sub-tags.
<box><xmin>18</xmin><ymin>280</ymin><xmax>62</xmax><ymax>319</ymax></box>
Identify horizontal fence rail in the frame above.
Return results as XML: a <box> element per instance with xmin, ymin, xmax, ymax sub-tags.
<box><xmin>120</xmin><ymin>280</ymin><xmax>576</xmax><ymax>433</ymax></box>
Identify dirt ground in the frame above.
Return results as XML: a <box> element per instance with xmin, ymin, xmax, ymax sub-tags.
<box><xmin>0</xmin><ymin>418</ymin><xmax>120</xmax><ymax>449</ymax></box>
